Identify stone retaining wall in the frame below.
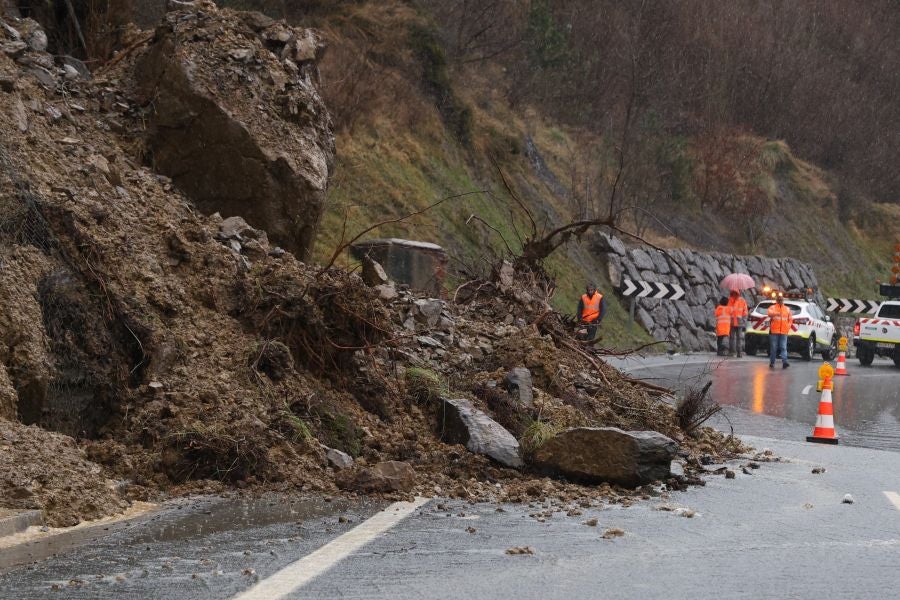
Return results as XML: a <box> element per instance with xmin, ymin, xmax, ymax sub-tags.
<box><xmin>594</xmin><ymin>234</ymin><xmax>825</xmax><ymax>351</ymax></box>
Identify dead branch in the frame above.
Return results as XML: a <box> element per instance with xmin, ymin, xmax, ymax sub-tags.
<box><xmin>95</xmin><ymin>33</ymin><xmax>155</xmax><ymax>76</ymax></box>
<box><xmin>452</xmin><ymin>278</ymin><xmax>479</xmax><ymax>303</ymax></box>
<box><xmin>676</xmin><ymin>381</ymin><xmax>721</xmax><ymax>433</ymax></box>
<box><xmin>317</xmin><ymin>190</ymin><xmax>487</xmax><ymax>277</ymax></box>
<box><xmin>553</xmin><ymin>334</ymin><xmax>612</xmax><ymax>387</ymax></box>
<box><xmin>593</xmin><ymin>339</ymin><xmax>669</xmax><ymax>357</ymax></box>
<box><xmin>466</xmin><ymin>213</ymin><xmax>514</xmax><ymax>255</ymax></box>
<box><xmin>493</xmin><ymin>160</ymin><xmax>536</xmax><ymax>238</ymax></box>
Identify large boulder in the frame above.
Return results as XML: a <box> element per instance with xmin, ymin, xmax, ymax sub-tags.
<box><xmin>532</xmin><ymin>427</ymin><xmax>678</xmax><ymax>487</ymax></box>
<box><xmin>439</xmin><ymin>398</ymin><xmax>524</xmax><ymax>468</ymax></box>
<box><xmin>133</xmin><ymin>3</ymin><xmax>334</xmax><ymax>258</ymax></box>
<box><xmin>337</xmin><ymin>461</ymin><xmax>415</xmax><ymax>493</ymax></box>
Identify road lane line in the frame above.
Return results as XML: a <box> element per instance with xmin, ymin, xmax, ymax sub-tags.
<box><xmin>884</xmin><ymin>492</ymin><xmax>900</xmax><ymax>511</ymax></box>
<box><xmin>802</xmin><ymin>385</ymin><xmax>812</xmax><ymax>395</ymax></box>
<box><xmin>231</xmin><ymin>497</ymin><xmax>430</xmax><ymax>600</ymax></box>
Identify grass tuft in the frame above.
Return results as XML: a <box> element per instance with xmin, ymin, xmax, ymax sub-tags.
<box><xmin>405</xmin><ymin>367</ymin><xmax>446</xmax><ymax>403</ymax></box>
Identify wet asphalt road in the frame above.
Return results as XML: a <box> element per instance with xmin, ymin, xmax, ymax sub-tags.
<box><xmin>617</xmin><ymin>352</ymin><xmax>900</xmax><ymax>452</ymax></box>
<box><xmin>3</xmin><ymin>354</ymin><xmax>900</xmax><ymax>599</ymax></box>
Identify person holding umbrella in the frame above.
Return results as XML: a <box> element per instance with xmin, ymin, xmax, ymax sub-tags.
<box><xmin>727</xmin><ymin>290</ymin><xmax>749</xmax><ymax>357</ymax></box>
<box><xmin>720</xmin><ymin>273</ymin><xmax>755</xmax><ymax>358</ymax></box>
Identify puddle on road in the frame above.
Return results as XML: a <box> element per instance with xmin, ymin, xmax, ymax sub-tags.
<box><xmin>131</xmin><ymin>496</ymin><xmax>353</xmax><ymax>544</ymax></box>
<box><xmin>0</xmin><ymin>496</ymin><xmax>358</xmax><ymax>573</ymax></box>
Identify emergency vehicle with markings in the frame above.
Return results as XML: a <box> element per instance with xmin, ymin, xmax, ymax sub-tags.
<box><xmin>744</xmin><ymin>288</ymin><xmax>837</xmax><ymax>361</ymax></box>
<box><xmin>854</xmin><ymin>284</ymin><xmax>900</xmax><ymax>366</ymax></box>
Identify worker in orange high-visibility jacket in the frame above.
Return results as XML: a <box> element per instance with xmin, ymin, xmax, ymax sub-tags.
<box><xmin>727</xmin><ymin>290</ymin><xmax>749</xmax><ymax>357</ymax></box>
<box><xmin>576</xmin><ymin>283</ymin><xmax>605</xmax><ymax>341</ymax></box>
<box><xmin>714</xmin><ymin>297</ymin><xmax>732</xmax><ymax>356</ymax></box>
<box><xmin>767</xmin><ymin>294</ymin><xmax>793</xmax><ymax>369</ymax></box>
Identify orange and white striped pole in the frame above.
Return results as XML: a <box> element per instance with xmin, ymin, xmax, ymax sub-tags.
<box><xmin>807</xmin><ymin>363</ymin><xmax>839</xmax><ymax>445</ymax></box>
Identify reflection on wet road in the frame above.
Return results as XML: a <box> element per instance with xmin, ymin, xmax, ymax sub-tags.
<box><xmin>630</xmin><ymin>355</ymin><xmax>900</xmax><ymax>452</ymax></box>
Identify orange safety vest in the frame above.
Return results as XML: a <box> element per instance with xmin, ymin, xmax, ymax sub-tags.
<box><xmin>767</xmin><ymin>303</ymin><xmax>793</xmax><ymax>335</ymax></box>
<box><xmin>715</xmin><ymin>305</ymin><xmax>732</xmax><ymax>336</ymax></box>
<box><xmin>728</xmin><ymin>297</ymin><xmax>748</xmax><ymax>326</ymax></box>
<box><xmin>581</xmin><ymin>292</ymin><xmax>603</xmax><ymax>322</ymax></box>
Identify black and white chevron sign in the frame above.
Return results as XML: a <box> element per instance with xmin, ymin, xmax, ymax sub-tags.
<box><xmin>826</xmin><ymin>298</ymin><xmax>880</xmax><ymax>314</ymax></box>
<box><xmin>621</xmin><ymin>279</ymin><xmax>686</xmax><ymax>300</ymax></box>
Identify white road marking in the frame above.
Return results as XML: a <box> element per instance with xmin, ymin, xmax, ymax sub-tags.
<box><xmin>884</xmin><ymin>491</ymin><xmax>900</xmax><ymax>511</ymax></box>
<box><xmin>802</xmin><ymin>385</ymin><xmax>812</xmax><ymax>395</ymax></box>
<box><xmin>231</xmin><ymin>497</ymin><xmax>430</xmax><ymax>600</ymax></box>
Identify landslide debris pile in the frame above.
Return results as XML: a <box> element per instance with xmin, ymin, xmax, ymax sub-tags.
<box><xmin>0</xmin><ymin>3</ymin><xmax>740</xmax><ymax>527</ymax></box>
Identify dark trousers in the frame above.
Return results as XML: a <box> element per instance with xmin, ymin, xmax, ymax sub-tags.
<box><xmin>717</xmin><ymin>335</ymin><xmax>729</xmax><ymax>356</ymax></box>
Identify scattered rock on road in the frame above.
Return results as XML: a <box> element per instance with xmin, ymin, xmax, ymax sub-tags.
<box><xmin>506</xmin><ymin>546</ymin><xmax>534</xmax><ymax>555</ymax></box>
<box><xmin>842</xmin><ymin>494</ymin><xmax>854</xmax><ymax>504</ymax></box>
<box><xmin>602</xmin><ymin>527</ymin><xmax>625</xmax><ymax>539</ymax></box>
<box><xmin>811</xmin><ymin>467</ymin><xmax>825</xmax><ymax>474</ymax></box>
<box><xmin>583</xmin><ymin>518</ymin><xmax>598</xmax><ymax>526</ymax></box>
<box><xmin>725</xmin><ymin>469</ymin><xmax>736</xmax><ymax>479</ymax></box>
<box><xmin>532</xmin><ymin>427</ymin><xmax>677</xmax><ymax>486</ymax></box>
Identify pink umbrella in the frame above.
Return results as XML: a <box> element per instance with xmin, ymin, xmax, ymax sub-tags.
<box><xmin>720</xmin><ymin>273</ymin><xmax>756</xmax><ymax>292</ymax></box>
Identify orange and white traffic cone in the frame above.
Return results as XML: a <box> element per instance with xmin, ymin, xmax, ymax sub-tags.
<box><xmin>834</xmin><ymin>350</ymin><xmax>849</xmax><ymax>376</ymax></box>
<box><xmin>807</xmin><ymin>369</ymin><xmax>839</xmax><ymax>445</ymax></box>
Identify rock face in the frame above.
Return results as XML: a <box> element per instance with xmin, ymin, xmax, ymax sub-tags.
<box><xmin>337</xmin><ymin>461</ymin><xmax>416</xmax><ymax>493</ymax></box>
<box><xmin>597</xmin><ymin>233</ymin><xmax>825</xmax><ymax>351</ymax></box>
<box><xmin>439</xmin><ymin>398</ymin><xmax>524</xmax><ymax>468</ymax></box>
<box><xmin>532</xmin><ymin>427</ymin><xmax>678</xmax><ymax>487</ymax></box>
<box><xmin>134</xmin><ymin>5</ymin><xmax>335</xmax><ymax>258</ymax></box>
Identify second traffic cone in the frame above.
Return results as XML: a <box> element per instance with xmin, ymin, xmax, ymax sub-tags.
<box><xmin>834</xmin><ymin>350</ymin><xmax>849</xmax><ymax>376</ymax></box>
<box><xmin>807</xmin><ymin>366</ymin><xmax>839</xmax><ymax>444</ymax></box>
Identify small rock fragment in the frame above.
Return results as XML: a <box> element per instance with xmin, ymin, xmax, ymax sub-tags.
<box><xmin>466</xmin><ymin>526</ymin><xmax>477</xmax><ymax>534</ymax></box>
<box><xmin>583</xmin><ymin>518</ymin><xmax>598</xmax><ymax>526</ymax></box>
<box><xmin>506</xmin><ymin>546</ymin><xmax>534</xmax><ymax>555</ymax></box>
<box><xmin>725</xmin><ymin>469</ymin><xmax>736</xmax><ymax>479</ymax></box>
<box><xmin>811</xmin><ymin>467</ymin><xmax>825</xmax><ymax>474</ymax></box>
<box><xmin>842</xmin><ymin>494</ymin><xmax>854</xmax><ymax>504</ymax></box>
<box><xmin>741</xmin><ymin>467</ymin><xmax>752</xmax><ymax>475</ymax></box>
<box><xmin>602</xmin><ymin>528</ymin><xmax>625</xmax><ymax>539</ymax></box>
<box><xmin>803</xmin><ymin>503</ymin><xmax>814</xmax><ymax>509</ymax></box>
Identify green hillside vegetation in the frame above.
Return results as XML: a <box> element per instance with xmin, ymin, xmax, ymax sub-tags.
<box><xmin>208</xmin><ymin>0</ymin><xmax>900</xmax><ymax>347</ymax></box>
